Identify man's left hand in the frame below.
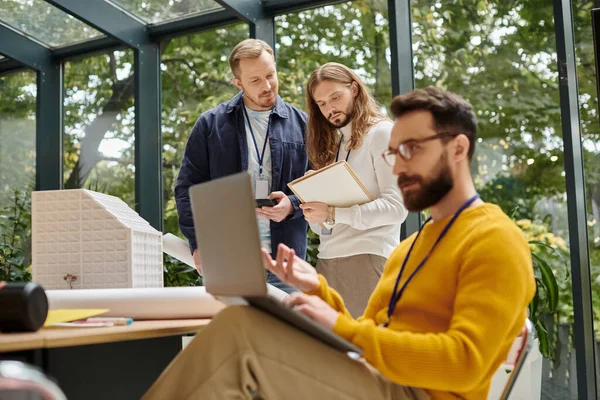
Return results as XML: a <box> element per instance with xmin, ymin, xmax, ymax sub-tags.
<box><xmin>283</xmin><ymin>293</ymin><xmax>339</xmax><ymax>330</ymax></box>
<box><xmin>300</xmin><ymin>202</ymin><xmax>329</xmax><ymax>224</ymax></box>
<box><xmin>256</xmin><ymin>191</ymin><xmax>293</xmax><ymax>222</ymax></box>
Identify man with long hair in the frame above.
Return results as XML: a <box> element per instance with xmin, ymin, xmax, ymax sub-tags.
<box><xmin>300</xmin><ymin>62</ymin><xmax>407</xmax><ymax>316</ymax></box>
<box><xmin>174</xmin><ymin>39</ymin><xmax>308</xmax><ymax>293</ymax></box>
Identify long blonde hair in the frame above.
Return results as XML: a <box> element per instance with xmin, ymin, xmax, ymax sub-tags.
<box><xmin>306</xmin><ymin>62</ymin><xmax>388</xmax><ymax>169</ymax></box>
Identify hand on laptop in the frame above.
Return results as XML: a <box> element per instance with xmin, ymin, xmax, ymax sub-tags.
<box><xmin>255</xmin><ymin>192</ymin><xmax>294</xmax><ymax>222</ymax></box>
<box><xmin>192</xmin><ymin>249</ymin><xmax>202</xmax><ymax>275</ymax></box>
<box><xmin>261</xmin><ymin>244</ymin><xmax>319</xmax><ymax>293</ymax></box>
<box><xmin>283</xmin><ymin>293</ymin><xmax>339</xmax><ymax>330</ymax></box>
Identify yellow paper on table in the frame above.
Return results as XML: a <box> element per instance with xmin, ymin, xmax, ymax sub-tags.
<box><xmin>44</xmin><ymin>309</ymin><xmax>109</xmax><ymax>327</ymax></box>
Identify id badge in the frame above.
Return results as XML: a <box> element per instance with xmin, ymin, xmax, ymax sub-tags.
<box><xmin>321</xmin><ymin>227</ymin><xmax>333</xmax><ymax>236</ymax></box>
<box><xmin>254</xmin><ymin>173</ymin><xmax>270</xmax><ymax>199</ymax></box>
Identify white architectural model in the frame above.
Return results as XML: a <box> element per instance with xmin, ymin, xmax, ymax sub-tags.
<box><xmin>32</xmin><ymin>189</ymin><xmax>163</xmax><ymax>290</ymax></box>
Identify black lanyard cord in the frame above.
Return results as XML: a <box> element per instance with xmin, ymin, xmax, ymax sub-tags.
<box><xmin>242</xmin><ymin>103</ymin><xmax>272</xmax><ymax>176</ymax></box>
<box><xmin>382</xmin><ymin>194</ymin><xmax>481</xmax><ymax>328</ymax></box>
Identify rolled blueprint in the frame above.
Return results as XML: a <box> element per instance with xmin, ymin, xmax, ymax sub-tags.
<box><xmin>46</xmin><ymin>287</ymin><xmax>225</xmax><ymax>320</ymax></box>
<box><xmin>162</xmin><ymin>233</ymin><xmax>289</xmax><ymax>301</ymax></box>
<box><xmin>163</xmin><ymin>233</ymin><xmax>196</xmax><ymax>269</ymax></box>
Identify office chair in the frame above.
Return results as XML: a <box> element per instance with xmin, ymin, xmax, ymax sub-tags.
<box><xmin>498</xmin><ymin>318</ymin><xmax>534</xmax><ymax>400</ymax></box>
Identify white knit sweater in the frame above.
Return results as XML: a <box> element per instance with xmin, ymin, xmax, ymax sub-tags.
<box><xmin>310</xmin><ymin>120</ymin><xmax>407</xmax><ymax>259</ymax></box>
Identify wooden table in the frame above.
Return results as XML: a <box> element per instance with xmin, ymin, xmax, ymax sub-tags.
<box><xmin>0</xmin><ymin>319</ymin><xmax>211</xmax><ymax>400</ymax></box>
<box><xmin>0</xmin><ymin>319</ymin><xmax>210</xmax><ymax>352</ymax></box>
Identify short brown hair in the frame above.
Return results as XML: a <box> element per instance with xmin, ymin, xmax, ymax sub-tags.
<box><xmin>390</xmin><ymin>87</ymin><xmax>478</xmax><ymax>160</ymax></box>
<box><xmin>228</xmin><ymin>39</ymin><xmax>274</xmax><ymax>78</ymax></box>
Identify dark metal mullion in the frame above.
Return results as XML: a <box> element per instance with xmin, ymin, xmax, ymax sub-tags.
<box><xmin>0</xmin><ymin>58</ymin><xmax>27</xmax><ymax>76</ymax></box>
<box><xmin>0</xmin><ymin>25</ymin><xmax>52</xmax><ymax>70</ymax></box>
<box><xmin>388</xmin><ymin>0</ymin><xmax>420</xmax><ymax>239</ymax></box>
<box><xmin>263</xmin><ymin>0</ymin><xmax>347</xmax><ymax>16</ymax></box>
<box><xmin>388</xmin><ymin>0</ymin><xmax>414</xmax><ymax>96</ymax></box>
<box><xmin>36</xmin><ymin>64</ymin><xmax>64</xmax><ymax>191</ymax></box>
<box><xmin>213</xmin><ymin>1</ymin><xmax>275</xmax><ymax>49</ymax></box>
<box><xmin>214</xmin><ymin>0</ymin><xmax>264</xmax><ymax>22</ymax></box>
<box><xmin>250</xmin><ymin>17</ymin><xmax>276</xmax><ymax>51</ymax></box>
<box><xmin>52</xmin><ymin>37</ymin><xmax>124</xmax><ymax>62</ymax></box>
<box><xmin>44</xmin><ymin>0</ymin><xmax>148</xmax><ymax>47</ymax></box>
<box><xmin>134</xmin><ymin>43</ymin><xmax>163</xmax><ymax>231</ymax></box>
<box><xmin>555</xmin><ymin>1</ymin><xmax>597</xmax><ymax>399</ymax></box>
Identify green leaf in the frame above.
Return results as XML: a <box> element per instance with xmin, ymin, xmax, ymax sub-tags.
<box><xmin>534</xmin><ymin>319</ymin><xmax>552</xmax><ymax>359</ymax></box>
<box><xmin>529</xmin><ymin>240</ymin><xmax>570</xmax><ymax>279</ymax></box>
<box><xmin>529</xmin><ymin>280</ymin><xmax>539</xmax><ymax>318</ymax></box>
<box><xmin>532</xmin><ymin>252</ymin><xmax>559</xmax><ymax>311</ymax></box>
<box><xmin>175</xmin><ymin>265</ymin><xmax>197</xmax><ymax>274</ymax></box>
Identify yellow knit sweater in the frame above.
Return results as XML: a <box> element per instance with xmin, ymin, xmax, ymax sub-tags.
<box><xmin>309</xmin><ymin>204</ymin><xmax>536</xmax><ymax>399</ymax></box>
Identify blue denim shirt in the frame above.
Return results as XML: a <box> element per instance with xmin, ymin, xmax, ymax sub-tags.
<box><xmin>175</xmin><ymin>92</ymin><xmax>309</xmax><ymax>259</ymax></box>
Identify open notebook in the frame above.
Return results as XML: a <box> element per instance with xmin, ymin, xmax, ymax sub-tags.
<box><xmin>287</xmin><ymin>161</ymin><xmax>374</xmax><ymax>207</ymax></box>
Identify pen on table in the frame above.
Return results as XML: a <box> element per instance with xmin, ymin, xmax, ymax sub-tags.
<box><xmin>86</xmin><ymin>317</ymin><xmax>133</xmax><ymax>326</ymax></box>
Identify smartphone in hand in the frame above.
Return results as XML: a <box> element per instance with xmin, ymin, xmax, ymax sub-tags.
<box><xmin>255</xmin><ymin>198</ymin><xmax>278</xmax><ymax>208</ymax></box>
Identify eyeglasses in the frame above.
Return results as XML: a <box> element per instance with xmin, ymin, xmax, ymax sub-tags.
<box><xmin>381</xmin><ymin>131</ymin><xmax>460</xmax><ymax>166</ymax></box>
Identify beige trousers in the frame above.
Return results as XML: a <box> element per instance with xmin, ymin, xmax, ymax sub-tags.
<box><xmin>316</xmin><ymin>254</ymin><xmax>386</xmax><ymax>318</ymax></box>
<box><xmin>143</xmin><ymin>306</ymin><xmax>429</xmax><ymax>400</ymax></box>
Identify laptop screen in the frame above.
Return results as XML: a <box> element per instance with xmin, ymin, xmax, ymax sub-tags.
<box><xmin>188</xmin><ymin>172</ymin><xmax>269</xmax><ymax>297</ymax></box>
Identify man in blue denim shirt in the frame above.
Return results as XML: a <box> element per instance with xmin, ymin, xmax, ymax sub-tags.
<box><xmin>175</xmin><ymin>39</ymin><xmax>308</xmax><ymax>293</ymax></box>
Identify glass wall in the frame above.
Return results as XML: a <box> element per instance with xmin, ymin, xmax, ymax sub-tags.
<box><xmin>63</xmin><ymin>50</ymin><xmax>136</xmax><ymax>208</ymax></box>
<box><xmin>160</xmin><ymin>23</ymin><xmax>249</xmax><ymax>285</ymax></box>
<box><xmin>0</xmin><ymin>70</ymin><xmax>36</xmax><ymax>282</ymax></box>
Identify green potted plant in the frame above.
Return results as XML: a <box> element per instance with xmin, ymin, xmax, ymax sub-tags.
<box><xmin>515</xmin><ymin>218</ymin><xmax>565</xmax><ymax>359</ymax></box>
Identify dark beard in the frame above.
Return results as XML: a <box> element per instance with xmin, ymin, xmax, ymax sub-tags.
<box><xmin>397</xmin><ymin>153</ymin><xmax>454</xmax><ymax>212</ymax></box>
<box><xmin>327</xmin><ymin>101</ymin><xmax>355</xmax><ymax>128</ymax></box>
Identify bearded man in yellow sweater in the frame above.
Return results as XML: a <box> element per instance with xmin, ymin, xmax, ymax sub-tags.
<box><xmin>143</xmin><ymin>87</ymin><xmax>535</xmax><ymax>400</ymax></box>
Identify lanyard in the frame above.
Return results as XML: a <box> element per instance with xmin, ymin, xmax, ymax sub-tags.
<box><xmin>335</xmin><ymin>134</ymin><xmax>351</xmax><ymax>162</ymax></box>
<box><xmin>242</xmin><ymin>104</ymin><xmax>272</xmax><ymax>175</ymax></box>
<box><xmin>382</xmin><ymin>194</ymin><xmax>480</xmax><ymax>328</ymax></box>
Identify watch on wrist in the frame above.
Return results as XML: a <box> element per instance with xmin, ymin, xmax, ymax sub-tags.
<box><xmin>326</xmin><ymin>206</ymin><xmax>335</xmax><ymax>225</ymax></box>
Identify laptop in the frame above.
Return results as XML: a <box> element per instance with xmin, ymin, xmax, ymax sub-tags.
<box><xmin>188</xmin><ymin>172</ymin><xmax>363</xmax><ymax>356</ymax></box>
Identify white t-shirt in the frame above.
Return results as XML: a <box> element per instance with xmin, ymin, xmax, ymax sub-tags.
<box><xmin>243</xmin><ymin>106</ymin><xmax>272</xmax><ymax>251</ymax></box>
<box><xmin>309</xmin><ymin>120</ymin><xmax>407</xmax><ymax>259</ymax></box>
